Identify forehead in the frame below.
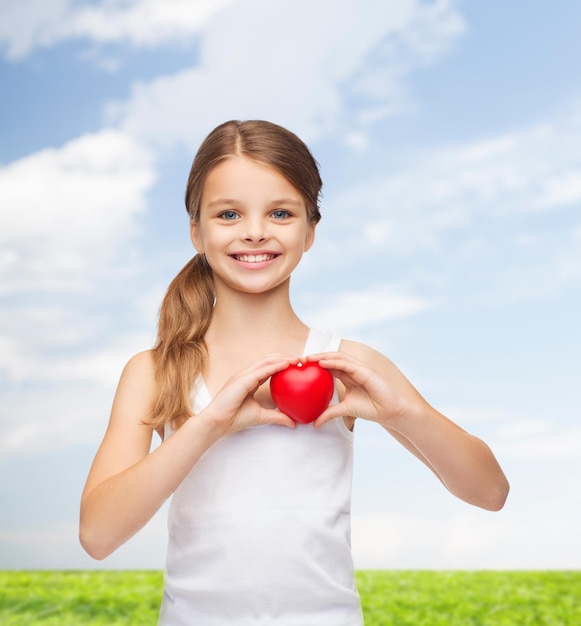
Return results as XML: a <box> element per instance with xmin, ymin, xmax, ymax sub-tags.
<box><xmin>202</xmin><ymin>156</ymin><xmax>304</xmax><ymax>205</ymax></box>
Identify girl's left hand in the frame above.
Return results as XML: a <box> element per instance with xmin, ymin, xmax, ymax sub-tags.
<box><xmin>308</xmin><ymin>346</ymin><xmax>510</xmax><ymax>512</ymax></box>
<box><xmin>306</xmin><ymin>349</ymin><xmax>411</xmax><ymax>429</ymax></box>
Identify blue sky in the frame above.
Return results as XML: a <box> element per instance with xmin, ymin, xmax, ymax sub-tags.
<box><xmin>1</xmin><ymin>0</ymin><xmax>580</xmax><ymax>570</ymax></box>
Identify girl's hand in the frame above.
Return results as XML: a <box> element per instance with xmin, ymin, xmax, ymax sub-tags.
<box><xmin>306</xmin><ymin>349</ymin><xmax>410</xmax><ymax>429</ymax></box>
<box><xmin>308</xmin><ymin>343</ymin><xmax>510</xmax><ymax>512</ymax></box>
<box><xmin>202</xmin><ymin>354</ymin><xmax>297</xmax><ymax>435</ymax></box>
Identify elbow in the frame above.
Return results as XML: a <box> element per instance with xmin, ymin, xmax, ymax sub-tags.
<box><xmin>455</xmin><ymin>474</ymin><xmax>510</xmax><ymax>512</ymax></box>
<box><xmin>79</xmin><ymin>516</ymin><xmax>116</xmax><ymax>561</ymax></box>
<box><xmin>79</xmin><ymin>530</ymin><xmax>112</xmax><ymax>561</ymax></box>
<box><xmin>483</xmin><ymin>476</ymin><xmax>510</xmax><ymax>512</ymax></box>
<box><xmin>496</xmin><ymin>478</ymin><xmax>511</xmax><ymax>511</ymax></box>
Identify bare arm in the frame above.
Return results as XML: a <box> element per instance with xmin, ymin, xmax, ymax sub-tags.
<box><xmin>80</xmin><ymin>351</ymin><xmax>295</xmax><ymax>560</ymax></box>
<box><xmin>308</xmin><ymin>341</ymin><xmax>509</xmax><ymax>511</ymax></box>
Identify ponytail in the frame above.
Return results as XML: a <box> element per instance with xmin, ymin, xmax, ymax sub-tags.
<box><xmin>148</xmin><ymin>254</ymin><xmax>214</xmax><ymax>429</ymax></box>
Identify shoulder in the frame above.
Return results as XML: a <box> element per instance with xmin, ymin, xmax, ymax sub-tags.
<box><xmin>114</xmin><ymin>350</ymin><xmax>157</xmax><ymax>405</ymax></box>
<box><xmin>123</xmin><ymin>349</ymin><xmax>155</xmax><ymax>377</ymax></box>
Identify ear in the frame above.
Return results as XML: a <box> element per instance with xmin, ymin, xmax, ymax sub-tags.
<box><xmin>304</xmin><ymin>222</ymin><xmax>316</xmax><ymax>252</ymax></box>
<box><xmin>190</xmin><ymin>218</ymin><xmax>205</xmax><ymax>254</ymax></box>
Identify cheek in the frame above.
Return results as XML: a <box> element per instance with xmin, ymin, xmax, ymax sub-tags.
<box><xmin>191</xmin><ymin>221</ymin><xmax>220</xmax><ymax>254</ymax></box>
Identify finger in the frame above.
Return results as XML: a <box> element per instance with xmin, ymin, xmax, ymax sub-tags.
<box><xmin>243</xmin><ymin>353</ymin><xmax>306</xmax><ymax>395</ymax></box>
<box><xmin>306</xmin><ymin>350</ymin><xmax>365</xmax><ymax>362</ymax></box>
<box><xmin>305</xmin><ymin>353</ymin><xmax>361</xmax><ymax>383</ymax></box>
<box><xmin>313</xmin><ymin>403</ymin><xmax>349</xmax><ymax>428</ymax></box>
<box><xmin>250</xmin><ymin>352</ymin><xmax>300</xmax><ymax>375</ymax></box>
<box><xmin>306</xmin><ymin>351</ymin><xmax>362</xmax><ymax>372</ymax></box>
<box><xmin>314</xmin><ymin>359</ymin><xmax>374</xmax><ymax>389</ymax></box>
<box><xmin>259</xmin><ymin>408</ymin><xmax>297</xmax><ymax>429</ymax></box>
<box><xmin>305</xmin><ymin>351</ymin><xmax>342</xmax><ymax>363</ymax></box>
<box><xmin>236</xmin><ymin>356</ymin><xmax>293</xmax><ymax>391</ymax></box>
<box><xmin>319</xmin><ymin>367</ymin><xmax>359</xmax><ymax>388</ymax></box>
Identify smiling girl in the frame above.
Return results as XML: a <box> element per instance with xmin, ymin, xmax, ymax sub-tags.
<box><xmin>80</xmin><ymin>120</ymin><xmax>509</xmax><ymax>625</ymax></box>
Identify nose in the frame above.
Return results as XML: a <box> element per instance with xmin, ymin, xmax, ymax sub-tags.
<box><xmin>243</xmin><ymin>217</ymin><xmax>269</xmax><ymax>243</ymax></box>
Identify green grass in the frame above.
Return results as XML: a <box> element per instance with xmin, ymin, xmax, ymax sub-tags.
<box><xmin>356</xmin><ymin>571</ymin><xmax>581</xmax><ymax>625</ymax></box>
<box><xmin>0</xmin><ymin>570</ymin><xmax>579</xmax><ymax>625</ymax></box>
<box><xmin>0</xmin><ymin>571</ymin><xmax>163</xmax><ymax>626</ymax></box>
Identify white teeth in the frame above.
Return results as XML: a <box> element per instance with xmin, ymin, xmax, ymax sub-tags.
<box><xmin>236</xmin><ymin>254</ymin><xmax>274</xmax><ymax>262</ymax></box>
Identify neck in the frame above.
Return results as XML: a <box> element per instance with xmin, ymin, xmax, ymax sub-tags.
<box><xmin>207</xmin><ymin>279</ymin><xmax>307</xmax><ymax>345</ymax></box>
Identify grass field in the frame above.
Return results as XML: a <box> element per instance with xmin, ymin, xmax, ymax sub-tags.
<box><xmin>1</xmin><ymin>570</ymin><xmax>579</xmax><ymax>625</ymax></box>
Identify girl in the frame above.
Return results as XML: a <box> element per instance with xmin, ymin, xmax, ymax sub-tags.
<box><xmin>80</xmin><ymin>120</ymin><xmax>509</xmax><ymax>625</ymax></box>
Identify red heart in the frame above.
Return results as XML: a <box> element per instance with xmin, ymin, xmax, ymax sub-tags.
<box><xmin>270</xmin><ymin>362</ymin><xmax>334</xmax><ymax>424</ymax></box>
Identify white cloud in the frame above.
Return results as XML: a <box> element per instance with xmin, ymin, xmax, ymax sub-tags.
<box><xmin>0</xmin><ymin>329</ymin><xmax>152</xmax><ymax>456</ymax></box>
<box><xmin>0</xmin><ymin>0</ymin><xmax>70</xmax><ymax>60</ymax></box>
<box><xmin>305</xmin><ymin>285</ymin><xmax>431</xmax><ymax>331</ymax></box>
<box><xmin>0</xmin><ymin>129</ymin><xmax>159</xmax><ymax>457</ymax></box>
<box><xmin>0</xmin><ymin>0</ymin><xmax>238</xmax><ymax>59</ymax></box>
<box><xmin>352</xmin><ymin>510</ymin><xmax>581</xmax><ymax>569</ymax></box>
<box><xmin>0</xmin><ymin>522</ymin><xmax>84</xmax><ymax>568</ymax></box>
<box><xmin>343</xmin><ymin>131</ymin><xmax>370</xmax><ymax>153</ymax></box>
<box><xmin>0</xmin><ymin>322</ymin><xmax>152</xmax><ymax>384</ymax></box>
<box><xmin>108</xmin><ymin>0</ymin><xmax>465</xmax><ymax>150</ymax></box>
<box><xmin>58</xmin><ymin>0</ymin><xmax>238</xmax><ymax>47</ymax></box>
<box><xmin>50</xmin><ymin>334</ymin><xmax>154</xmax><ymax>386</ymax></box>
<box><xmin>442</xmin><ymin>407</ymin><xmax>581</xmax><ymax>462</ymax></box>
<box><xmin>3</xmin><ymin>498</ymin><xmax>578</xmax><ymax>570</ymax></box>
<box><xmin>0</xmin><ymin>510</ymin><xmax>168</xmax><ymax>569</ymax></box>
<box><xmin>314</xmin><ymin>104</ymin><xmax>581</xmax><ymax>309</ymax></box>
<box><xmin>495</xmin><ymin>420</ymin><xmax>551</xmax><ymax>439</ymax></box>
<box><xmin>0</xmin><ymin>128</ymin><xmax>155</xmax><ymax>293</ymax></box>
<box><xmin>0</xmin><ymin>384</ymin><xmax>113</xmax><ymax>456</ymax></box>
<box><xmin>493</xmin><ymin>426</ymin><xmax>581</xmax><ymax>462</ymax></box>
<box><xmin>339</xmin><ymin>116</ymin><xmax>581</xmax><ymax>256</ymax></box>
<box><xmin>352</xmin><ymin>512</ymin><xmax>503</xmax><ymax>569</ymax></box>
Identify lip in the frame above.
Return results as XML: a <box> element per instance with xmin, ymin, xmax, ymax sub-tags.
<box><xmin>229</xmin><ymin>249</ymin><xmax>281</xmax><ymax>268</ymax></box>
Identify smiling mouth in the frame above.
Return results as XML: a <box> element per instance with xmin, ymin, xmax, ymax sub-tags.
<box><xmin>232</xmin><ymin>254</ymin><xmax>278</xmax><ymax>263</ymax></box>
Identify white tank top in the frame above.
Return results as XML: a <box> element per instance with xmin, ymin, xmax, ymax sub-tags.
<box><xmin>159</xmin><ymin>329</ymin><xmax>363</xmax><ymax>625</ymax></box>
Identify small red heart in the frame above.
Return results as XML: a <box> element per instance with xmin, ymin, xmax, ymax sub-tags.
<box><xmin>270</xmin><ymin>362</ymin><xmax>334</xmax><ymax>424</ymax></box>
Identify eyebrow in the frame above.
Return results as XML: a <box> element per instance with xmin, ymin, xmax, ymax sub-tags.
<box><xmin>206</xmin><ymin>198</ymin><xmax>241</xmax><ymax>208</ymax></box>
<box><xmin>271</xmin><ymin>198</ymin><xmax>304</xmax><ymax>207</ymax></box>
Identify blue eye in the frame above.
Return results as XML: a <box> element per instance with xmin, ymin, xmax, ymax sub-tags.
<box><xmin>271</xmin><ymin>209</ymin><xmax>291</xmax><ymax>219</ymax></box>
<box><xmin>219</xmin><ymin>210</ymin><xmax>239</xmax><ymax>220</ymax></box>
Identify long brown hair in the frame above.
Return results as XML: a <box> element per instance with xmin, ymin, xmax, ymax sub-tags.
<box><xmin>149</xmin><ymin>120</ymin><xmax>323</xmax><ymax>429</ymax></box>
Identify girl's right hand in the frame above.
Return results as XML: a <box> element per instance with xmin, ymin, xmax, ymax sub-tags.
<box><xmin>202</xmin><ymin>354</ymin><xmax>297</xmax><ymax>435</ymax></box>
<box><xmin>80</xmin><ymin>352</ymin><xmax>296</xmax><ymax>560</ymax></box>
